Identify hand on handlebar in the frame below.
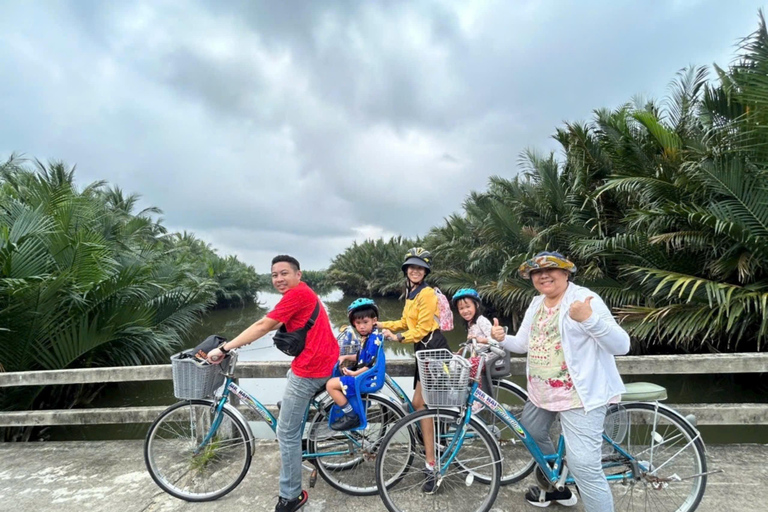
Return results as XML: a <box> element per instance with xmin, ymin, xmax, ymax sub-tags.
<box><xmin>380</xmin><ymin>329</ymin><xmax>397</xmax><ymax>341</ymax></box>
<box><xmin>207</xmin><ymin>348</ymin><xmax>225</xmax><ymax>365</ymax></box>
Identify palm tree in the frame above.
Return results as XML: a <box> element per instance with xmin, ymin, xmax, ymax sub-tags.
<box><xmin>330</xmin><ymin>12</ymin><xmax>768</xmax><ymax>353</ymax></box>
<box><xmin>0</xmin><ymin>157</ymin><xmax>217</xmax><ymax>435</ymax></box>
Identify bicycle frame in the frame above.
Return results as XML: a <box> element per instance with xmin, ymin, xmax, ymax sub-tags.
<box><xmin>438</xmin><ymin>381</ymin><xmax>645</xmax><ymax>487</ymax></box>
<box><xmin>384</xmin><ymin>374</ymin><xmax>414</xmax><ymax>413</ymax></box>
<box><xmin>195</xmin><ymin>375</ymin><xmax>355</xmax><ymax>462</ymax></box>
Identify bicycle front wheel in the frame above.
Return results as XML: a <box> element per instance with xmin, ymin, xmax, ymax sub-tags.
<box><xmin>144</xmin><ymin>400</ymin><xmax>252</xmax><ymax>502</ymax></box>
<box><xmin>375</xmin><ymin>408</ymin><xmax>502</xmax><ymax>512</ymax></box>
<box><xmin>603</xmin><ymin>402</ymin><xmax>707</xmax><ymax>512</ymax></box>
<box><xmin>307</xmin><ymin>394</ymin><xmax>406</xmax><ymax>496</ymax></box>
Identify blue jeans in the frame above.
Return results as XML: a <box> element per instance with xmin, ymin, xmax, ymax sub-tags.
<box><xmin>277</xmin><ymin>369</ymin><xmax>330</xmax><ymax>499</ymax></box>
<box><xmin>521</xmin><ymin>401</ymin><xmax>613</xmax><ymax>512</ymax></box>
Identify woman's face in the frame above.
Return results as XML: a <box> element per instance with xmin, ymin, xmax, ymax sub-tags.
<box><xmin>530</xmin><ymin>268</ymin><xmax>569</xmax><ymax>298</ymax></box>
<box><xmin>456</xmin><ymin>298</ymin><xmax>477</xmax><ymax>322</ymax></box>
<box><xmin>406</xmin><ymin>265</ymin><xmax>427</xmax><ymax>284</ymax></box>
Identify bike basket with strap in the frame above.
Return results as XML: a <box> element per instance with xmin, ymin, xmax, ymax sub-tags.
<box><xmin>171</xmin><ymin>351</ymin><xmax>227</xmax><ymax>399</ymax></box>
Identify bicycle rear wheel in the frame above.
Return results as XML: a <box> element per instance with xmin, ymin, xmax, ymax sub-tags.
<box><xmin>602</xmin><ymin>402</ymin><xmax>707</xmax><ymax>512</ymax></box>
<box><xmin>307</xmin><ymin>394</ymin><xmax>406</xmax><ymax>496</ymax></box>
<box><xmin>144</xmin><ymin>400</ymin><xmax>251</xmax><ymax>502</ymax></box>
<box><xmin>375</xmin><ymin>408</ymin><xmax>501</xmax><ymax>512</ymax></box>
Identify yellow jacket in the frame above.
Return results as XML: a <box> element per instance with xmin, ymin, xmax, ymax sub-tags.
<box><xmin>379</xmin><ymin>285</ymin><xmax>439</xmax><ymax>343</ymax></box>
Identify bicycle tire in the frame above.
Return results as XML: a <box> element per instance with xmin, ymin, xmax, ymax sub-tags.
<box><xmin>375</xmin><ymin>408</ymin><xmax>502</xmax><ymax>512</ymax></box>
<box><xmin>603</xmin><ymin>402</ymin><xmax>707</xmax><ymax>512</ymax></box>
<box><xmin>144</xmin><ymin>399</ymin><xmax>252</xmax><ymax>502</ymax></box>
<box><xmin>307</xmin><ymin>394</ymin><xmax>406</xmax><ymax>496</ymax></box>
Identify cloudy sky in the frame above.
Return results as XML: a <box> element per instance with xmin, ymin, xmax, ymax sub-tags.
<box><xmin>2</xmin><ymin>1</ymin><xmax>765</xmax><ymax>270</ymax></box>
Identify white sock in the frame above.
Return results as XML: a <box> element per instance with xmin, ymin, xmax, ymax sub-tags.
<box><xmin>342</xmin><ymin>403</ymin><xmax>353</xmax><ymax>414</ymax></box>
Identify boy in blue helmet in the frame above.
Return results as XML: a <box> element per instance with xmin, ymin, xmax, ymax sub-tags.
<box><xmin>326</xmin><ymin>298</ymin><xmax>381</xmax><ymax>430</ymax></box>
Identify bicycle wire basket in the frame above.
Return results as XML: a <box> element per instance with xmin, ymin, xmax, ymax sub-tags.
<box><xmin>337</xmin><ymin>329</ymin><xmax>361</xmax><ymax>356</ymax></box>
<box><xmin>416</xmin><ymin>348</ymin><xmax>471</xmax><ymax>407</ymax></box>
<box><xmin>171</xmin><ymin>350</ymin><xmax>227</xmax><ymax>399</ymax></box>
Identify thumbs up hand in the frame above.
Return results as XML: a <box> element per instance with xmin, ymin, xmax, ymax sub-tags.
<box><xmin>491</xmin><ymin>318</ymin><xmax>506</xmax><ymax>342</ymax></box>
<box><xmin>569</xmin><ymin>296</ymin><xmax>594</xmax><ymax>323</ymax></box>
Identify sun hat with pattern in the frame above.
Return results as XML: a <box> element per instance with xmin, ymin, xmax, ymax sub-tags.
<box><xmin>518</xmin><ymin>251</ymin><xmax>577</xmax><ymax>279</ymax></box>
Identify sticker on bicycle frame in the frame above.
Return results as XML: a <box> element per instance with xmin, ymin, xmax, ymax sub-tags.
<box><xmin>474</xmin><ymin>388</ymin><xmax>527</xmax><ymax>439</ymax></box>
<box><xmin>228</xmin><ymin>382</ymin><xmax>275</xmax><ymax>426</ymax></box>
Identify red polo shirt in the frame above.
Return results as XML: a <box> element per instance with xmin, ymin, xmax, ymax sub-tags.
<box><xmin>267</xmin><ymin>282</ymin><xmax>339</xmax><ymax>378</ymax></box>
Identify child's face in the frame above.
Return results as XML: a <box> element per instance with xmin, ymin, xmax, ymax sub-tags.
<box><xmin>457</xmin><ymin>298</ymin><xmax>476</xmax><ymax>322</ymax></box>
<box><xmin>353</xmin><ymin>316</ymin><xmax>376</xmax><ymax>336</ymax></box>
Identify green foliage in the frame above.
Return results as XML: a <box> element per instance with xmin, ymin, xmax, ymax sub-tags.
<box><xmin>300</xmin><ymin>269</ymin><xmax>334</xmax><ymax>295</ymax></box>
<box><xmin>327</xmin><ymin>236</ymin><xmax>417</xmax><ymax>297</ymax></box>
<box><xmin>332</xmin><ymin>12</ymin><xmax>768</xmax><ymax>353</ymax></box>
<box><xmin>164</xmin><ymin>231</ymin><xmax>262</xmax><ymax>309</ymax></box>
<box><xmin>0</xmin><ymin>157</ymin><xmax>261</xmax><ymax>424</ymax></box>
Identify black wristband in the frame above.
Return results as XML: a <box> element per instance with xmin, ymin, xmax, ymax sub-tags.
<box><xmin>396</xmin><ymin>333</ymin><xmax>404</xmax><ymax>342</ymax></box>
<box><xmin>218</xmin><ymin>342</ymin><xmax>230</xmax><ymax>354</ymax></box>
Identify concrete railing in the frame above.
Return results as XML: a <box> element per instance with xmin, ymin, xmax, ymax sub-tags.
<box><xmin>1</xmin><ymin>353</ymin><xmax>766</xmax><ymax>427</ymax></box>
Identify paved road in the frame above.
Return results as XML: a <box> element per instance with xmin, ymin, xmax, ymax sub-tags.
<box><xmin>0</xmin><ymin>441</ymin><xmax>764</xmax><ymax>511</ymax></box>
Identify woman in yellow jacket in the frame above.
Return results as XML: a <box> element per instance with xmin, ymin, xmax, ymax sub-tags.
<box><xmin>378</xmin><ymin>247</ymin><xmax>449</xmax><ymax>493</ymax></box>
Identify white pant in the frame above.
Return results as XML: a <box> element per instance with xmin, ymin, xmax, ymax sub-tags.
<box><xmin>521</xmin><ymin>401</ymin><xmax>613</xmax><ymax>512</ymax></box>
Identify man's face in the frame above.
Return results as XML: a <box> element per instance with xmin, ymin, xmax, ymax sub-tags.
<box><xmin>271</xmin><ymin>262</ymin><xmax>302</xmax><ymax>294</ymax></box>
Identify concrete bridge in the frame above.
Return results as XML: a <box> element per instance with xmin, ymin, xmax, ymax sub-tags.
<box><xmin>1</xmin><ymin>354</ymin><xmax>767</xmax><ymax>511</ymax></box>
<box><xmin>1</xmin><ymin>440</ymin><xmax>766</xmax><ymax>511</ymax></box>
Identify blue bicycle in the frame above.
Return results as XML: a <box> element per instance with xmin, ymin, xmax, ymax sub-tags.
<box><xmin>144</xmin><ymin>351</ymin><xmax>406</xmax><ymax>501</ymax></box>
<box><xmin>374</xmin><ymin>346</ymin><xmax>708</xmax><ymax>512</ymax></box>
<box><xmin>381</xmin><ymin>351</ymin><xmax>533</xmax><ymax>486</ymax></box>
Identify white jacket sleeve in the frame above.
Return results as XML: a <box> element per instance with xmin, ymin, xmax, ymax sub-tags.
<box><xmin>499</xmin><ymin>304</ymin><xmax>535</xmax><ymax>354</ymax></box>
<box><xmin>578</xmin><ymin>294</ymin><xmax>631</xmax><ymax>355</ymax></box>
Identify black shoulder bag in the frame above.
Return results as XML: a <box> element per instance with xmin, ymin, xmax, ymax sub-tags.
<box><xmin>273</xmin><ymin>301</ymin><xmax>321</xmax><ymax>357</ymax></box>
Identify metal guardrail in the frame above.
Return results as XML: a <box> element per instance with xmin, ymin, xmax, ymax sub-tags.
<box><xmin>1</xmin><ymin>353</ymin><xmax>767</xmax><ymax>427</ymax></box>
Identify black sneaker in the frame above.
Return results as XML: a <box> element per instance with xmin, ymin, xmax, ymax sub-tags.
<box><xmin>421</xmin><ymin>467</ymin><xmax>438</xmax><ymax>494</ymax></box>
<box><xmin>524</xmin><ymin>486</ymin><xmax>578</xmax><ymax>508</ymax></box>
<box><xmin>330</xmin><ymin>411</ymin><xmax>360</xmax><ymax>431</ymax></box>
<box><xmin>275</xmin><ymin>490</ymin><xmax>308</xmax><ymax>512</ymax></box>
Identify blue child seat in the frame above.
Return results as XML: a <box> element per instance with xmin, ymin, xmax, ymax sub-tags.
<box><xmin>328</xmin><ymin>331</ymin><xmax>386</xmax><ymax>431</ymax></box>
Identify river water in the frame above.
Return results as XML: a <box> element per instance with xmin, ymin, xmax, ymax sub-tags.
<box><xmin>46</xmin><ymin>290</ymin><xmax>766</xmax><ymax>443</ymax></box>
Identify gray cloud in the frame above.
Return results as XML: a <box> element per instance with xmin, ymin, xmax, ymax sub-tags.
<box><xmin>1</xmin><ymin>0</ymin><xmax>765</xmax><ymax>270</ymax></box>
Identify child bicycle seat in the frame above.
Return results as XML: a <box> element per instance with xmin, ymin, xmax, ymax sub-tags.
<box><xmin>328</xmin><ymin>331</ymin><xmax>386</xmax><ymax>431</ymax></box>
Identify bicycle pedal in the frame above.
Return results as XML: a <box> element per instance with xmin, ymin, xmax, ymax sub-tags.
<box><xmin>309</xmin><ymin>468</ymin><xmax>317</xmax><ymax>488</ymax></box>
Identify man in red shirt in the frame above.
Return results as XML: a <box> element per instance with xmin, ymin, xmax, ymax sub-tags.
<box><xmin>207</xmin><ymin>255</ymin><xmax>338</xmax><ymax>512</ymax></box>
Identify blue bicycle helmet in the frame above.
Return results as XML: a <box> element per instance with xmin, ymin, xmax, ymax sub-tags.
<box><xmin>347</xmin><ymin>298</ymin><xmax>379</xmax><ymax>324</ymax></box>
<box><xmin>452</xmin><ymin>288</ymin><xmax>481</xmax><ymax>305</ymax></box>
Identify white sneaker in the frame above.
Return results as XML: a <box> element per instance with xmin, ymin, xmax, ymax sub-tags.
<box><xmin>524</xmin><ymin>486</ymin><xmax>578</xmax><ymax>507</ymax></box>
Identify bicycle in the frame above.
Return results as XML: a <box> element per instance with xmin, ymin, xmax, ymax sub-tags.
<box><xmin>381</xmin><ymin>345</ymin><xmax>533</xmax><ymax>486</ymax></box>
<box><xmin>374</xmin><ymin>345</ymin><xmax>710</xmax><ymax>512</ymax></box>
<box><xmin>144</xmin><ymin>350</ymin><xmax>406</xmax><ymax>501</ymax></box>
